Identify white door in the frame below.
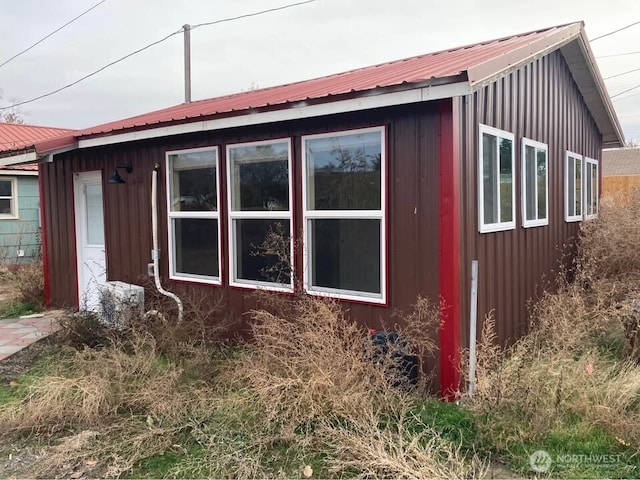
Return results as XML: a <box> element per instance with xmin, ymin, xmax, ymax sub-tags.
<box><xmin>74</xmin><ymin>171</ymin><xmax>107</xmax><ymax>311</ymax></box>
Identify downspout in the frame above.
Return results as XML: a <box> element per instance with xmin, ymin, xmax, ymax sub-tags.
<box><xmin>148</xmin><ymin>163</ymin><xmax>183</xmax><ymax>323</ymax></box>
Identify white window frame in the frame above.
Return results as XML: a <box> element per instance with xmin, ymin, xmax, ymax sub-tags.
<box><xmin>226</xmin><ymin>138</ymin><xmax>294</xmax><ymax>292</ymax></box>
<box><xmin>166</xmin><ymin>146</ymin><xmax>222</xmax><ymax>285</ymax></box>
<box><xmin>301</xmin><ymin>126</ymin><xmax>387</xmax><ymax>304</ymax></box>
<box><xmin>521</xmin><ymin>138</ymin><xmax>549</xmax><ymax>228</ymax></box>
<box><xmin>565</xmin><ymin>151</ymin><xmax>583</xmax><ymax>223</ymax></box>
<box><xmin>0</xmin><ymin>177</ymin><xmax>18</xmax><ymax>219</ymax></box>
<box><xmin>478</xmin><ymin>124</ymin><xmax>516</xmax><ymax>233</ymax></box>
<box><xmin>584</xmin><ymin>157</ymin><xmax>599</xmax><ymax>220</ymax></box>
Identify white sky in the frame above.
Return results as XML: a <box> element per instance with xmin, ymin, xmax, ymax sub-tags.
<box><xmin>1</xmin><ymin>0</ymin><xmax>639</xmax><ymax>142</ymax></box>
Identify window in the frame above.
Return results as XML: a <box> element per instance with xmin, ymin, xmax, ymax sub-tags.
<box><xmin>585</xmin><ymin>157</ymin><xmax>599</xmax><ymax>220</ymax></box>
<box><xmin>302</xmin><ymin>127</ymin><xmax>386</xmax><ymax>303</ymax></box>
<box><xmin>166</xmin><ymin>147</ymin><xmax>221</xmax><ymax>283</ymax></box>
<box><xmin>521</xmin><ymin>138</ymin><xmax>549</xmax><ymax>228</ymax></box>
<box><xmin>227</xmin><ymin>139</ymin><xmax>293</xmax><ymax>290</ymax></box>
<box><xmin>0</xmin><ymin>177</ymin><xmax>17</xmax><ymax>219</ymax></box>
<box><xmin>478</xmin><ymin>125</ymin><xmax>515</xmax><ymax>233</ymax></box>
<box><xmin>565</xmin><ymin>152</ymin><xmax>583</xmax><ymax>222</ymax></box>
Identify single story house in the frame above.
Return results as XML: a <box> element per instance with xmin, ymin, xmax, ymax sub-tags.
<box><xmin>602</xmin><ymin>147</ymin><xmax>640</xmax><ymax>196</ymax></box>
<box><xmin>0</xmin><ymin>22</ymin><xmax>623</xmax><ymax>396</ymax></box>
<box><xmin>0</xmin><ymin>122</ymin><xmax>75</xmax><ymax>265</ymax></box>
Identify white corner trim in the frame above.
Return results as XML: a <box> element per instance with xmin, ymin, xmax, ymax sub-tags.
<box><xmin>78</xmin><ymin>82</ymin><xmax>472</xmax><ymax>149</ymax></box>
<box><xmin>0</xmin><ymin>151</ymin><xmax>38</xmax><ymax>167</ymax></box>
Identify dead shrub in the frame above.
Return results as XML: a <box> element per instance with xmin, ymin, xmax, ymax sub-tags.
<box><xmin>466</xmin><ymin>193</ymin><xmax>640</xmax><ymax>450</ymax></box>
<box><xmin>320</xmin><ymin>404</ymin><xmax>486</xmax><ymax>479</ymax></box>
<box><xmin>11</xmin><ymin>259</ymin><xmax>44</xmax><ymax>308</ymax></box>
<box><xmin>235</xmin><ymin>296</ymin><xmax>407</xmax><ymax>431</ymax></box>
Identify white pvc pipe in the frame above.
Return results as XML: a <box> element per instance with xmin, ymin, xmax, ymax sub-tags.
<box><xmin>149</xmin><ymin>165</ymin><xmax>183</xmax><ymax>323</ymax></box>
<box><xmin>468</xmin><ymin>260</ymin><xmax>479</xmax><ymax>397</ymax></box>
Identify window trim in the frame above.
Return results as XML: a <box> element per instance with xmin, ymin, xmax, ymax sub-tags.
<box><xmin>521</xmin><ymin>138</ymin><xmax>549</xmax><ymax>228</ymax></box>
<box><xmin>165</xmin><ymin>146</ymin><xmax>222</xmax><ymax>285</ymax></box>
<box><xmin>584</xmin><ymin>156</ymin><xmax>599</xmax><ymax>221</ymax></box>
<box><xmin>301</xmin><ymin>125</ymin><xmax>387</xmax><ymax>304</ymax></box>
<box><xmin>0</xmin><ymin>177</ymin><xmax>18</xmax><ymax>220</ymax></box>
<box><xmin>226</xmin><ymin>137</ymin><xmax>294</xmax><ymax>293</ymax></box>
<box><xmin>478</xmin><ymin>124</ymin><xmax>516</xmax><ymax>233</ymax></box>
<box><xmin>565</xmin><ymin>151</ymin><xmax>583</xmax><ymax>223</ymax></box>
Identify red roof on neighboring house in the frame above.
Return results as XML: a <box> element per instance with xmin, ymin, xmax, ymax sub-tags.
<box><xmin>0</xmin><ymin>122</ymin><xmax>75</xmax><ymax>152</ymax></box>
<box><xmin>0</xmin><ymin>163</ymin><xmax>38</xmax><ymax>171</ymax></box>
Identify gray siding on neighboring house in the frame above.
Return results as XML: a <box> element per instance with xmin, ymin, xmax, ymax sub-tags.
<box><xmin>0</xmin><ymin>175</ymin><xmax>41</xmax><ymax>265</ymax></box>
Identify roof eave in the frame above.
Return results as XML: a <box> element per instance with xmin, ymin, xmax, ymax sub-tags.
<box><xmin>559</xmin><ymin>30</ymin><xmax>625</xmax><ymax>148</ymax></box>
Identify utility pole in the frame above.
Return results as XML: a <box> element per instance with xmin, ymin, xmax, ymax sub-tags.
<box><xmin>183</xmin><ymin>24</ymin><xmax>191</xmax><ymax>103</ymax></box>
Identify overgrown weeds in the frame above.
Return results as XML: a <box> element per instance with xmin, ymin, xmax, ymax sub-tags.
<box><xmin>466</xmin><ymin>192</ymin><xmax>640</xmax><ymax>476</ymax></box>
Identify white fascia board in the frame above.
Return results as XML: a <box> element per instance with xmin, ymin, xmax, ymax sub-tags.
<box><xmin>78</xmin><ymin>82</ymin><xmax>472</xmax><ymax>149</ymax></box>
<box><xmin>0</xmin><ymin>151</ymin><xmax>38</xmax><ymax>167</ymax></box>
<box><xmin>0</xmin><ymin>169</ymin><xmax>38</xmax><ymax>176</ymax></box>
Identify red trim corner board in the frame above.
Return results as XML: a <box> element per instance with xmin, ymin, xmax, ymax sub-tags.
<box><xmin>38</xmin><ymin>164</ymin><xmax>51</xmax><ymax>307</ymax></box>
<box><xmin>438</xmin><ymin>99</ymin><xmax>461</xmax><ymax>399</ymax></box>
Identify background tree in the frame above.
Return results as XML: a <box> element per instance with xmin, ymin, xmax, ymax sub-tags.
<box><xmin>0</xmin><ymin>89</ymin><xmax>25</xmax><ymax>124</ymax></box>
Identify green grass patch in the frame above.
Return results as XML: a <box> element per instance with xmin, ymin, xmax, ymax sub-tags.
<box><xmin>408</xmin><ymin>398</ymin><xmax>477</xmax><ymax>448</ymax></box>
<box><xmin>0</xmin><ymin>301</ymin><xmax>40</xmax><ymax>319</ymax></box>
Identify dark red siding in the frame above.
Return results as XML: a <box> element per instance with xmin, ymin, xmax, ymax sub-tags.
<box><xmin>458</xmin><ymin>51</ymin><xmax>602</xmax><ymax>351</ymax></box>
<box><xmin>42</xmin><ymin>103</ymin><xmax>445</xmax><ymax>379</ymax></box>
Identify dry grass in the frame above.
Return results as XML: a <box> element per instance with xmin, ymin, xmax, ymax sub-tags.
<box><xmin>466</xmin><ymin>193</ymin><xmax>640</xmax><ymax>453</ymax></box>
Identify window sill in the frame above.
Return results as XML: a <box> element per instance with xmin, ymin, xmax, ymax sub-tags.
<box><xmin>565</xmin><ymin>216</ymin><xmax>582</xmax><ymax>223</ymax></box>
<box><xmin>305</xmin><ymin>286</ymin><xmax>386</xmax><ymax>306</ymax></box>
<box><xmin>479</xmin><ymin>222</ymin><xmax>515</xmax><ymax>234</ymax></box>
<box><xmin>522</xmin><ymin>219</ymin><xmax>549</xmax><ymax>228</ymax></box>
<box><xmin>169</xmin><ymin>273</ymin><xmax>221</xmax><ymax>286</ymax></box>
<box><xmin>0</xmin><ymin>214</ymin><xmax>19</xmax><ymax>220</ymax></box>
<box><xmin>229</xmin><ymin>279</ymin><xmax>294</xmax><ymax>294</ymax></box>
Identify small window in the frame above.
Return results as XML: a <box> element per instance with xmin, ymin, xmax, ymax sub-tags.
<box><xmin>565</xmin><ymin>152</ymin><xmax>583</xmax><ymax>222</ymax></box>
<box><xmin>302</xmin><ymin>126</ymin><xmax>386</xmax><ymax>303</ymax></box>
<box><xmin>166</xmin><ymin>147</ymin><xmax>221</xmax><ymax>284</ymax></box>
<box><xmin>521</xmin><ymin>138</ymin><xmax>549</xmax><ymax>228</ymax></box>
<box><xmin>585</xmin><ymin>157</ymin><xmax>599</xmax><ymax>220</ymax></box>
<box><xmin>0</xmin><ymin>178</ymin><xmax>17</xmax><ymax>219</ymax></box>
<box><xmin>478</xmin><ymin>124</ymin><xmax>515</xmax><ymax>233</ymax></box>
<box><xmin>227</xmin><ymin>139</ymin><xmax>293</xmax><ymax>291</ymax></box>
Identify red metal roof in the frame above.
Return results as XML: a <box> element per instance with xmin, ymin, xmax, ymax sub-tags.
<box><xmin>0</xmin><ymin>122</ymin><xmax>75</xmax><ymax>153</ymax></box>
<box><xmin>77</xmin><ymin>23</ymin><xmax>577</xmax><ymax>138</ymax></box>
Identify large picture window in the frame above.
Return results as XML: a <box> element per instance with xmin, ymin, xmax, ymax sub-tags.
<box><xmin>585</xmin><ymin>157</ymin><xmax>599</xmax><ymax>220</ymax></box>
<box><xmin>478</xmin><ymin>124</ymin><xmax>515</xmax><ymax>233</ymax></box>
<box><xmin>521</xmin><ymin>138</ymin><xmax>549</xmax><ymax>228</ymax></box>
<box><xmin>227</xmin><ymin>139</ymin><xmax>293</xmax><ymax>290</ymax></box>
<box><xmin>565</xmin><ymin>151</ymin><xmax>583</xmax><ymax>222</ymax></box>
<box><xmin>166</xmin><ymin>147</ymin><xmax>220</xmax><ymax>283</ymax></box>
<box><xmin>302</xmin><ymin>127</ymin><xmax>386</xmax><ymax>303</ymax></box>
<box><xmin>0</xmin><ymin>178</ymin><xmax>17</xmax><ymax>219</ymax></box>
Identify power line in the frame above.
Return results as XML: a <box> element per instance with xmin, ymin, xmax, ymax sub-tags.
<box><xmin>604</xmin><ymin>66</ymin><xmax>640</xmax><ymax>80</ymax></box>
<box><xmin>591</xmin><ymin>20</ymin><xmax>640</xmax><ymax>42</ymax></box>
<box><xmin>192</xmin><ymin>0</ymin><xmax>315</xmax><ymax>29</ymax></box>
<box><xmin>0</xmin><ymin>30</ymin><xmax>183</xmax><ymax>110</ymax></box>
<box><xmin>0</xmin><ymin>0</ymin><xmax>108</xmax><ymax>70</ymax></box>
<box><xmin>597</xmin><ymin>50</ymin><xmax>640</xmax><ymax>59</ymax></box>
<box><xmin>611</xmin><ymin>83</ymin><xmax>640</xmax><ymax>100</ymax></box>
<box><xmin>0</xmin><ymin>0</ymin><xmax>317</xmax><ymax>111</ymax></box>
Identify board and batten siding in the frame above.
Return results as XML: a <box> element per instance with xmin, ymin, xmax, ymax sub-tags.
<box><xmin>0</xmin><ymin>175</ymin><xmax>40</xmax><ymax>264</ymax></box>
<box><xmin>458</xmin><ymin>50</ymin><xmax>602</xmax><ymax>348</ymax></box>
<box><xmin>41</xmin><ymin>102</ymin><xmax>445</xmax><ymax>377</ymax></box>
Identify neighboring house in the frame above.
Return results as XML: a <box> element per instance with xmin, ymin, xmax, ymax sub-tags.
<box><xmin>0</xmin><ymin>123</ymin><xmax>75</xmax><ymax>265</ymax></box>
<box><xmin>0</xmin><ymin>22</ymin><xmax>623</xmax><ymax>395</ymax></box>
<box><xmin>602</xmin><ymin>148</ymin><xmax>640</xmax><ymax>196</ymax></box>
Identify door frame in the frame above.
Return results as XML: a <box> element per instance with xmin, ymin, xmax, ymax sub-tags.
<box><xmin>73</xmin><ymin>170</ymin><xmax>107</xmax><ymax>310</ymax></box>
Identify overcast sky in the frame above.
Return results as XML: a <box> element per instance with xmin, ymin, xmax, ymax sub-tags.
<box><xmin>1</xmin><ymin>0</ymin><xmax>639</xmax><ymax>143</ymax></box>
